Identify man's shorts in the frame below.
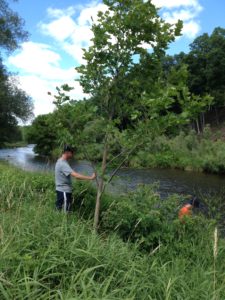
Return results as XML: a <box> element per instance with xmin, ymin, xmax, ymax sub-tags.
<box><xmin>56</xmin><ymin>191</ymin><xmax>73</xmax><ymax>212</ymax></box>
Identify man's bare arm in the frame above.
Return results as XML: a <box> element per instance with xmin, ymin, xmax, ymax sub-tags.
<box><xmin>71</xmin><ymin>171</ymin><xmax>96</xmax><ymax>180</ymax></box>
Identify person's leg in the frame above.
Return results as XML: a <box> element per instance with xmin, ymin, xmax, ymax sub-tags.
<box><xmin>62</xmin><ymin>192</ymin><xmax>73</xmax><ymax>212</ymax></box>
<box><xmin>56</xmin><ymin>191</ymin><xmax>64</xmax><ymax>210</ymax></box>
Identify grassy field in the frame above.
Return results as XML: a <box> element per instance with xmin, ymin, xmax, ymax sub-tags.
<box><xmin>1</xmin><ymin>162</ymin><xmax>225</xmax><ymax>299</ymax></box>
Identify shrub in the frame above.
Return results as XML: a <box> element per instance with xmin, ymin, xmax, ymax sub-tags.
<box><xmin>101</xmin><ymin>185</ymin><xmax>198</xmax><ymax>251</ymax></box>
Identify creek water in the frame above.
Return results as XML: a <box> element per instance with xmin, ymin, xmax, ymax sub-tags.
<box><xmin>0</xmin><ymin>145</ymin><xmax>225</xmax><ymax>198</ymax></box>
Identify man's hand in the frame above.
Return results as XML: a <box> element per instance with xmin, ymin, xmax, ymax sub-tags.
<box><xmin>71</xmin><ymin>171</ymin><xmax>96</xmax><ymax>181</ymax></box>
<box><xmin>90</xmin><ymin>173</ymin><xmax>96</xmax><ymax>180</ymax></box>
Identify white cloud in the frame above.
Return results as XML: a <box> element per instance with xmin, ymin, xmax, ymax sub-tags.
<box><xmin>153</xmin><ymin>0</ymin><xmax>203</xmax><ymax>39</ymax></box>
<box><xmin>15</xmin><ymin>75</ymin><xmax>87</xmax><ymax>117</ymax></box>
<box><xmin>17</xmin><ymin>75</ymin><xmax>56</xmax><ymax>116</ymax></box>
<box><xmin>40</xmin><ymin>16</ymin><xmax>76</xmax><ymax>42</ymax></box>
<box><xmin>63</xmin><ymin>43</ymin><xmax>85</xmax><ymax>64</ymax></box>
<box><xmin>8</xmin><ymin>42</ymin><xmax>76</xmax><ymax>81</ymax></box>
<box><xmin>77</xmin><ymin>3</ymin><xmax>107</xmax><ymax>26</ymax></box>
<box><xmin>162</xmin><ymin>8</ymin><xmax>202</xmax><ymax>38</ymax></box>
<box><xmin>8</xmin><ymin>41</ymin><xmax>86</xmax><ymax>117</ymax></box>
<box><xmin>9</xmin><ymin>42</ymin><xmax>60</xmax><ymax>68</ymax></box>
<box><xmin>182</xmin><ymin>20</ymin><xmax>201</xmax><ymax>38</ymax></box>
<box><xmin>39</xmin><ymin>2</ymin><xmax>107</xmax><ymax>64</ymax></box>
<box><xmin>152</xmin><ymin>0</ymin><xmax>201</xmax><ymax>9</ymax></box>
<box><xmin>163</xmin><ymin>9</ymin><xmax>194</xmax><ymax>23</ymax></box>
<box><xmin>47</xmin><ymin>6</ymin><xmax>76</xmax><ymax>18</ymax></box>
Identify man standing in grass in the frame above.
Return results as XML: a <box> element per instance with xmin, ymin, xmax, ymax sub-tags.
<box><xmin>55</xmin><ymin>145</ymin><xmax>96</xmax><ymax>212</ymax></box>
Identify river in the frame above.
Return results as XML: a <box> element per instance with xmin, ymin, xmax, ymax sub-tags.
<box><xmin>0</xmin><ymin>145</ymin><xmax>224</xmax><ymax>198</ymax></box>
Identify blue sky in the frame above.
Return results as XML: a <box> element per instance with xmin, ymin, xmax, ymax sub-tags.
<box><xmin>6</xmin><ymin>0</ymin><xmax>225</xmax><ymax>116</ymax></box>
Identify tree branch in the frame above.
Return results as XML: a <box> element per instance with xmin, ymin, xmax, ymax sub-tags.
<box><xmin>102</xmin><ymin>142</ymin><xmax>143</xmax><ymax>194</ymax></box>
<box><xmin>106</xmin><ymin>148</ymin><xmax>128</xmax><ymax>167</ymax></box>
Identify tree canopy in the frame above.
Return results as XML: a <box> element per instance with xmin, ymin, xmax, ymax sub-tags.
<box><xmin>0</xmin><ymin>0</ymin><xmax>33</xmax><ymax>146</ymax></box>
<box><xmin>0</xmin><ymin>0</ymin><xmax>28</xmax><ymax>52</ymax></box>
<box><xmin>163</xmin><ymin>27</ymin><xmax>225</xmax><ymax>109</ymax></box>
<box><xmin>187</xmin><ymin>27</ymin><xmax>225</xmax><ymax>107</ymax></box>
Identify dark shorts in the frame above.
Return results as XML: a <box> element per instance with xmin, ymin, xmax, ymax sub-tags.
<box><xmin>56</xmin><ymin>191</ymin><xmax>73</xmax><ymax>212</ymax></box>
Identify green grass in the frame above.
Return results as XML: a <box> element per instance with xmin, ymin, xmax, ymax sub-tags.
<box><xmin>129</xmin><ymin>129</ymin><xmax>225</xmax><ymax>174</ymax></box>
<box><xmin>1</xmin><ymin>162</ymin><xmax>225</xmax><ymax>299</ymax></box>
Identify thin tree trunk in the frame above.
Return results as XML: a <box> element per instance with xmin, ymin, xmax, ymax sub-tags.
<box><xmin>196</xmin><ymin>118</ymin><xmax>200</xmax><ymax>135</ymax></box>
<box><xmin>93</xmin><ymin>185</ymin><xmax>103</xmax><ymax>231</ymax></box>
<box><xmin>93</xmin><ymin>139</ymin><xmax>108</xmax><ymax>231</ymax></box>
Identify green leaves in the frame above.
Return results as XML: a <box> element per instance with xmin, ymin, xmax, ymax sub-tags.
<box><xmin>0</xmin><ymin>0</ymin><xmax>28</xmax><ymax>52</ymax></box>
<box><xmin>26</xmin><ymin>114</ymin><xmax>58</xmax><ymax>156</ymax></box>
<box><xmin>53</xmin><ymin>84</ymin><xmax>74</xmax><ymax>108</ymax></box>
<box><xmin>76</xmin><ymin>0</ymin><xmax>182</xmax><ymax>122</ymax></box>
<box><xmin>186</xmin><ymin>27</ymin><xmax>225</xmax><ymax>106</ymax></box>
<box><xmin>0</xmin><ymin>1</ymin><xmax>32</xmax><ymax>146</ymax></box>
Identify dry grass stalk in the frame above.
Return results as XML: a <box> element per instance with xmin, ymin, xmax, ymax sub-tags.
<box><xmin>213</xmin><ymin>227</ymin><xmax>218</xmax><ymax>300</ymax></box>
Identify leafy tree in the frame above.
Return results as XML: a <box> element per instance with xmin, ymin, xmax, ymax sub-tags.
<box><xmin>0</xmin><ymin>61</ymin><xmax>33</xmax><ymax>146</ymax></box>
<box><xmin>26</xmin><ymin>114</ymin><xmax>58</xmax><ymax>156</ymax></box>
<box><xmin>51</xmin><ymin>84</ymin><xmax>101</xmax><ymax>159</ymax></box>
<box><xmin>165</xmin><ymin>64</ymin><xmax>213</xmax><ymax>134</ymax></box>
<box><xmin>27</xmin><ymin>87</ymin><xmax>99</xmax><ymax>158</ymax></box>
<box><xmin>0</xmin><ymin>0</ymin><xmax>28</xmax><ymax>52</ymax></box>
<box><xmin>76</xmin><ymin>0</ymin><xmax>183</xmax><ymax>229</ymax></box>
<box><xmin>185</xmin><ymin>27</ymin><xmax>225</xmax><ymax>109</ymax></box>
<box><xmin>161</xmin><ymin>52</ymin><xmax>186</xmax><ymax>80</ymax></box>
<box><xmin>0</xmin><ymin>0</ymin><xmax>32</xmax><ymax>146</ymax></box>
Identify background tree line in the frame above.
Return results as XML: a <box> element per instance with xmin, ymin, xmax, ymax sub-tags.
<box><xmin>162</xmin><ymin>27</ymin><xmax>225</xmax><ymax>133</ymax></box>
<box><xmin>0</xmin><ymin>0</ymin><xmax>33</xmax><ymax>147</ymax></box>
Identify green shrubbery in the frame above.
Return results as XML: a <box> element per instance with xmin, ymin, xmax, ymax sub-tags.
<box><xmin>130</xmin><ymin>128</ymin><xmax>225</xmax><ymax>174</ymax></box>
<box><xmin>101</xmin><ymin>187</ymin><xmax>204</xmax><ymax>254</ymax></box>
<box><xmin>1</xmin><ymin>163</ymin><xmax>225</xmax><ymax>299</ymax></box>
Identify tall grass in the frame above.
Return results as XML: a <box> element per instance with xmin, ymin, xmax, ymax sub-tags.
<box><xmin>1</xmin><ymin>162</ymin><xmax>225</xmax><ymax>299</ymax></box>
<box><xmin>129</xmin><ymin>128</ymin><xmax>225</xmax><ymax>174</ymax></box>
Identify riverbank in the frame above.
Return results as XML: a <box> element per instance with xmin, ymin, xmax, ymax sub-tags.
<box><xmin>1</xmin><ymin>141</ymin><xmax>28</xmax><ymax>149</ymax></box>
<box><xmin>1</xmin><ymin>162</ymin><xmax>225</xmax><ymax>299</ymax></box>
<box><xmin>129</xmin><ymin>130</ymin><xmax>225</xmax><ymax>175</ymax></box>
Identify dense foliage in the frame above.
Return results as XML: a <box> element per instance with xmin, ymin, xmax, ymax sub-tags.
<box><xmin>187</xmin><ymin>27</ymin><xmax>225</xmax><ymax>108</ymax></box>
<box><xmin>0</xmin><ymin>0</ymin><xmax>33</xmax><ymax>147</ymax></box>
<box><xmin>163</xmin><ymin>27</ymin><xmax>225</xmax><ymax>130</ymax></box>
<box><xmin>128</xmin><ymin>128</ymin><xmax>225</xmax><ymax>174</ymax></box>
<box><xmin>1</xmin><ymin>162</ymin><xmax>225</xmax><ymax>299</ymax></box>
<box><xmin>0</xmin><ymin>0</ymin><xmax>28</xmax><ymax>51</ymax></box>
<box><xmin>0</xmin><ymin>61</ymin><xmax>33</xmax><ymax>146</ymax></box>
